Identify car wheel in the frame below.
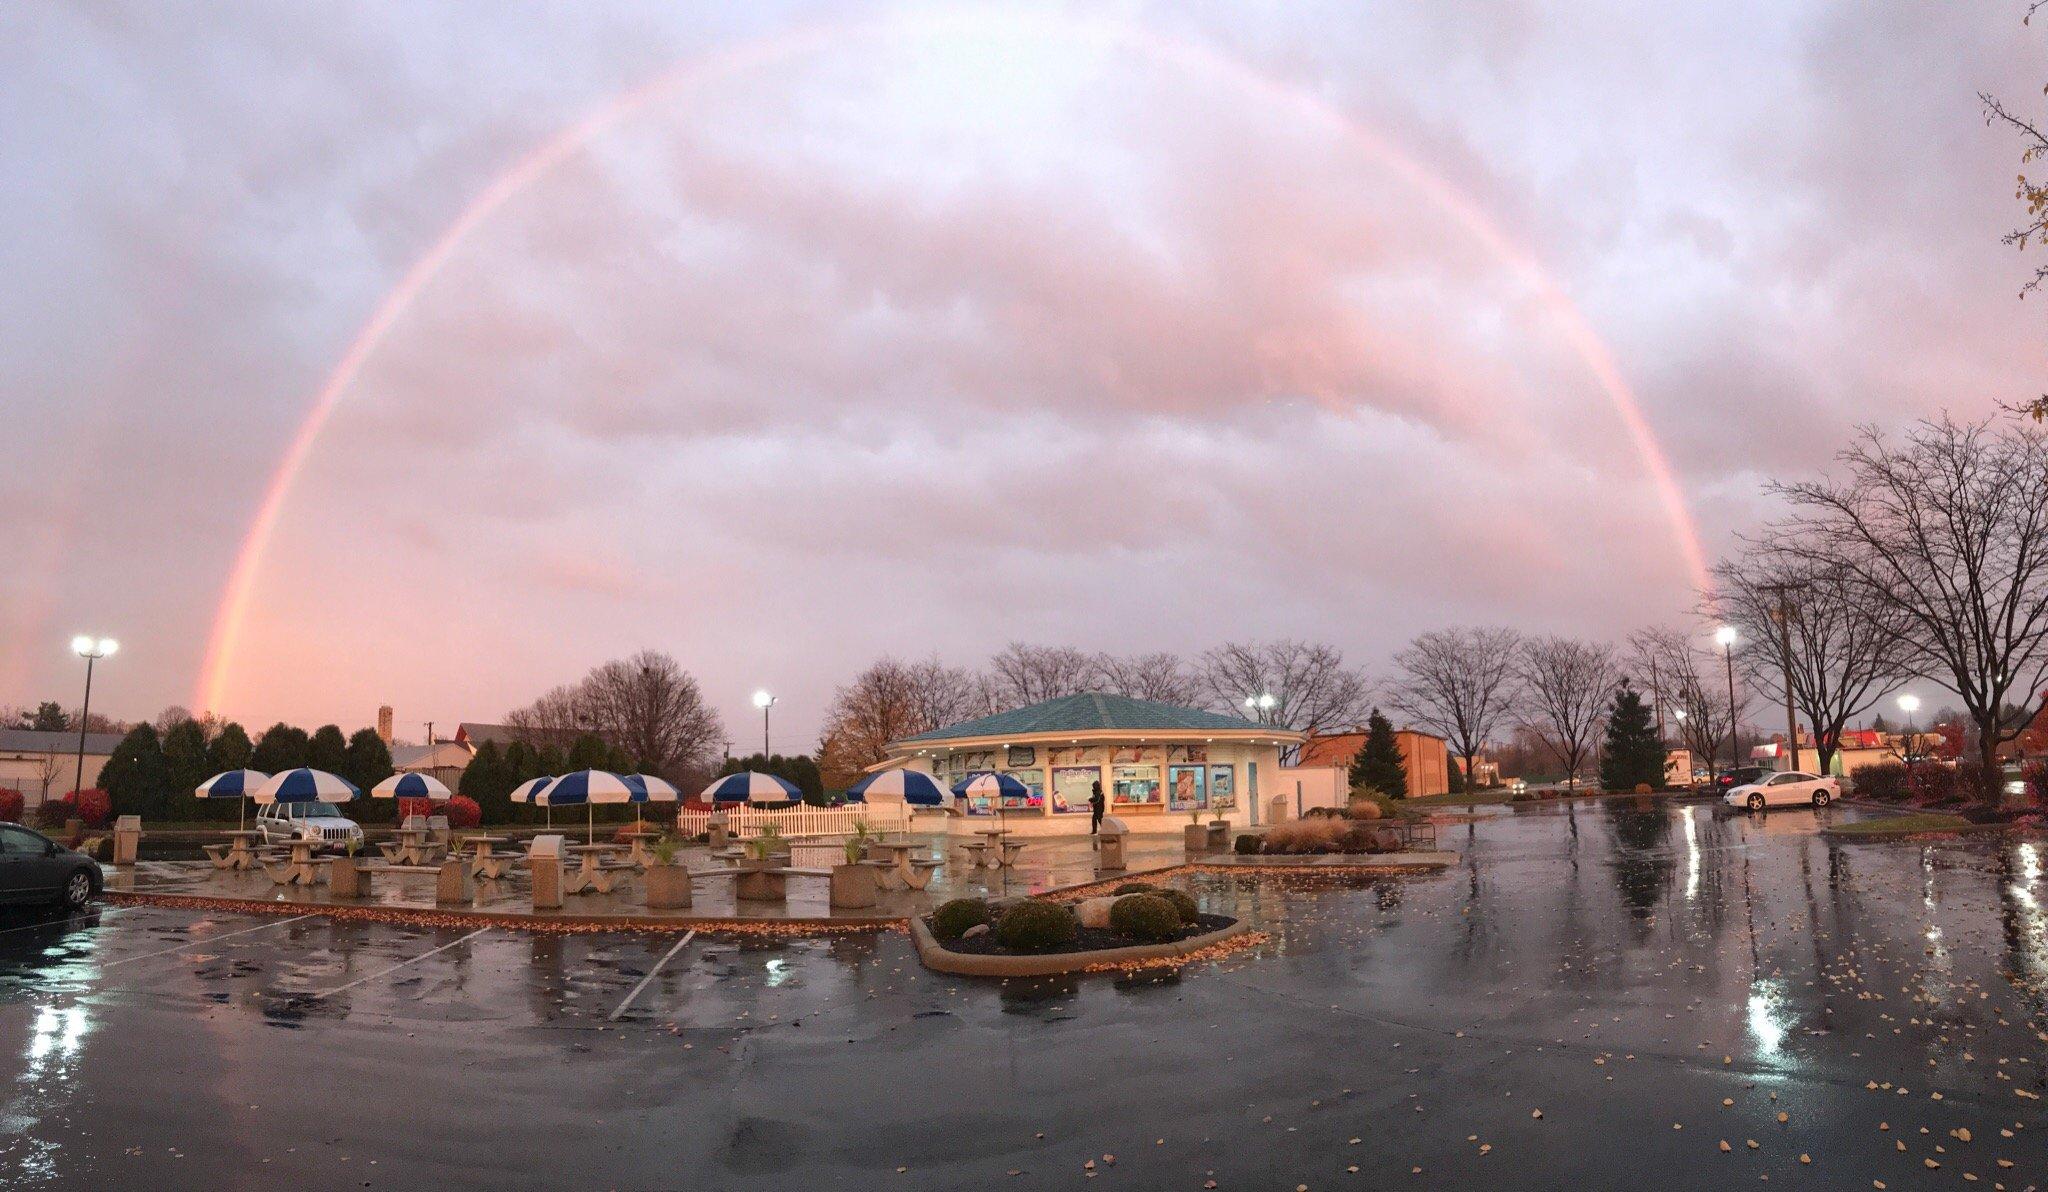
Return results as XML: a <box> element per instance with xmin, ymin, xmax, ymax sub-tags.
<box><xmin>61</xmin><ymin>869</ymin><xmax>92</xmax><ymax>911</ymax></box>
<box><xmin>1813</xmin><ymin>789</ymin><xmax>1831</xmax><ymax>808</ymax></box>
<box><xmin>1747</xmin><ymin>793</ymin><xmax>1765</xmax><ymax>812</ymax></box>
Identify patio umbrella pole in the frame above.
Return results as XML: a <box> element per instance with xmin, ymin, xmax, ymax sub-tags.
<box><xmin>587</xmin><ymin>804</ymin><xmax>595</xmax><ymax>846</ymax></box>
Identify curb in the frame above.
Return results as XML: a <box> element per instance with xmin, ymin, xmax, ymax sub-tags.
<box><xmin>100</xmin><ymin>890</ymin><xmax>906</xmax><ymax>937</ymax></box>
<box><xmin>909</xmin><ymin>914</ymin><xmax>1250</xmax><ymax>977</ymax></box>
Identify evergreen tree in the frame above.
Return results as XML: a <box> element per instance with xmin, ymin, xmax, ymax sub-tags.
<box><xmin>1348</xmin><ymin>708</ymin><xmax>1410</xmax><ymax>798</ymax></box>
<box><xmin>29</xmin><ymin>701</ymin><xmax>70</xmax><ymax>732</ymax></box>
<box><xmin>1599</xmin><ymin>682</ymin><xmax>1665</xmax><ymax>792</ymax></box>
<box><xmin>567</xmin><ymin>733</ymin><xmax>609</xmax><ymax>772</ymax></box>
<box><xmin>208</xmin><ymin>721</ymin><xmax>253</xmax><ymax>771</ymax></box>
<box><xmin>462</xmin><ymin>740</ymin><xmax>515</xmax><ymax>824</ymax></box>
<box><xmin>161</xmin><ymin>719</ymin><xmax>213</xmax><ymax>820</ymax></box>
<box><xmin>249</xmin><ymin>723</ymin><xmax>310</xmax><ymax>774</ymax></box>
<box><xmin>307</xmin><ymin>724</ymin><xmax>348</xmax><ymax>775</ymax></box>
<box><xmin>343</xmin><ymin>728</ymin><xmax>393</xmax><ymax>794</ymax></box>
<box><xmin>99</xmin><ymin>724</ymin><xmax>170</xmax><ymax>818</ymax></box>
<box><xmin>502</xmin><ymin>740</ymin><xmax>537</xmax><ymax>784</ymax></box>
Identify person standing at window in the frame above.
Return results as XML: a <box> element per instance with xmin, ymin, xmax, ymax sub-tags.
<box><xmin>1089</xmin><ymin>780</ymin><xmax>1106</xmax><ymax>835</ymax></box>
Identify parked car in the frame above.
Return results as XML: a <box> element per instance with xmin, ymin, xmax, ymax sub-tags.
<box><xmin>1724</xmin><ymin>771</ymin><xmax>1838</xmax><ymax>812</ymax></box>
<box><xmin>1712</xmin><ymin>766</ymin><xmax>1772</xmax><ymax>794</ymax></box>
<box><xmin>255</xmin><ymin>802</ymin><xmax>362</xmax><ymax>848</ymax></box>
<box><xmin>0</xmin><ymin>823</ymin><xmax>100</xmax><ymax>910</ymax></box>
<box><xmin>1507</xmin><ymin>778</ymin><xmax>1528</xmax><ymax>795</ymax></box>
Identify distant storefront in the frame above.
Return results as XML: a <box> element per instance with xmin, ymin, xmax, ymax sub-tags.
<box><xmin>880</xmin><ymin>693</ymin><xmax>1303</xmax><ymax>825</ymax></box>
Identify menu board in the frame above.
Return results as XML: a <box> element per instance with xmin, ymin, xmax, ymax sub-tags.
<box><xmin>1207</xmin><ymin>764</ymin><xmax>1236</xmax><ymax>810</ymax></box>
<box><xmin>1168</xmin><ymin>765</ymin><xmax>1207</xmax><ymax>811</ymax></box>
<box><xmin>1051</xmin><ymin>766</ymin><xmax>1097</xmax><ymax>814</ymax></box>
<box><xmin>1113</xmin><ymin>765</ymin><xmax>1162</xmax><ymax>805</ymax></box>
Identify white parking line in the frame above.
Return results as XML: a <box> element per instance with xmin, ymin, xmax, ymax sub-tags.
<box><xmin>306</xmin><ymin>927</ymin><xmax>492</xmax><ymax>999</ymax></box>
<box><xmin>100</xmin><ymin>913</ymin><xmax>316</xmax><ymax>969</ymax></box>
<box><xmin>0</xmin><ymin>907</ymin><xmax>123</xmax><ymax>940</ymax></box>
<box><xmin>608</xmin><ymin>931</ymin><xmax>696</xmax><ymax>1021</ymax></box>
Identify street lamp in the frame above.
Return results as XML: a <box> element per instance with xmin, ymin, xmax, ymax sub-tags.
<box><xmin>1243</xmin><ymin>693</ymin><xmax>1276</xmax><ymax>724</ymax></box>
<box><xmin>1897</xmin><ymin>693</ymin><xmax>1921</xmax><ymax>764</ymax></box>
<box><xmin>70</xmin><ymin>636</ymin><xmax>116</xmax><ymax>799</ymax></box>
<box><xmin>1714</xmin><ymin>626</ymin><xmax>1738</xmax><ymax>773</ymax></box>
<box><xmin>752</xmin><ymin>689</ymin><xmax>776</xmax><ymax>760</ymax></box>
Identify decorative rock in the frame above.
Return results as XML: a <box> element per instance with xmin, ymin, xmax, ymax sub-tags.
<box><xmin>961</xmin><ymin>924</ymin><xmax>990</xmax><ymax>940</ymax></box>
<box><xmin>1076</xmin><ymin>897</ymin><xmax>1118</xmax><ymax>929</ymax></box>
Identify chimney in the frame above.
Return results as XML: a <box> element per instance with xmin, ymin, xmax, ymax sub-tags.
<box><xmin>376</xmin><ymin>705</ymin><xmax>394</xmax><ymax>745</ymax></box>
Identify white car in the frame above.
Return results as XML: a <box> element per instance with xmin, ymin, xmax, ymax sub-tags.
<box><xmin>1723</xmin><ymin>770</ymin><xmax>1838</xmax><ymax>812</ymax></box>
<box><xmin>255</xmin><ymin>802</ymin><xmax>363</xmax><ymax>847</ymax></box>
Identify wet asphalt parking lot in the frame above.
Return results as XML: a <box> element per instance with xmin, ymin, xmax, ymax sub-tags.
<box><xmin>1</xmin><ymin>798</ymin><xmax>2045</xmax><ymax>1190</ymax></box>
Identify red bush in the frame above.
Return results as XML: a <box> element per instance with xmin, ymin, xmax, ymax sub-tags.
<box><xmin>2026</xmin><ymin>760</ymin><xmax>2048</xmax><ymax>808</ymax></box>
<box><xmin>34</xmin><ymin>797</ymin><xmax>72</xmax><ymax>829</ymax></box>
<box><xmin>69</xmin><ymin>789</ymin><xmax>111</xmax><ymax>828</ymax></box>
<box><xmin>0</xmin><ymin>789</ymin><xmax>22</xmax><ymax>823</ymax></box>
<box><xmin>395</xmin><ymin>797</ymin><xmax>436</xmax><ymax>824</ymax></box>
<box><xmin>442</xmin><ymin>795</ymin><xmax>481</xmax><ymax>829</ymax></box>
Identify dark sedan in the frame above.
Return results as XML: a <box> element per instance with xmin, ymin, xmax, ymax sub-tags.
<box><xmin>0</xmin><ymin>823</ymin><xmax>101</xmax><ymax>910</ymax></box>
<box><xmin>1712</xmin><ymin>766</ymin><xmax>1772</xmax><ymax>794</ymax></box>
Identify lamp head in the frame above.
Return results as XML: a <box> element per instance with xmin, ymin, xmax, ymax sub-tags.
<box><xmin>1714</xmin><ymin>625</ymin><xmax>1738</xmax><ymax>648</ymax></box>
<box><xmin>1896</xmin><ymin>693</ymin><xmax>1920</xmax><ymax>715</ymax></box>
<box><xmin>72</xmin><ymin>635</ymin><xmax>116</xmax><ymax>658</ymax></box>
<box><xmin>752</xmin><ymin>689</ymin><xmax>775</xmax><ymax>710</ymax></box>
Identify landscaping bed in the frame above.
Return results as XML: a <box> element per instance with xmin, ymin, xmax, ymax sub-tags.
<box><xmin>912</xmin><ymin>887</ymin><xmax>1257</xmax><ymax>976</ymax></box>
<box><xmin>937</xmin><ymin>911</ymin><xmax>1236</xmax><ymax>957</ymax></box>
<box><xmin>1826</xmin><ymin>812</ymin><xmax>1993</xmax><ymax>839</ymax></box>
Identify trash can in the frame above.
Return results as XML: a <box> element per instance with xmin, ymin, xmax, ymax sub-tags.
<box><xmin>529</xmin><ymin>834</ymin><xmax>565</xmax><ymax>910</ymax></box>
<box><xmin>1095</xmin><ymin>816</ymin><xmax>1128</xmax><ymax>871</ymax></box>
<box><xmin>707</xmin><ymin>816</ymin><xmax>731</xmax><ymax>849</ymax></box>
<box><xmin>112</xmin><ymin>815</ymin><xmax>142</xmax><ymax>866</ymax></box>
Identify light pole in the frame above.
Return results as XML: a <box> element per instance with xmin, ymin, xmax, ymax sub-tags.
<box><xmin>1897</xmin><ymin>693</ymin><xmax>1921</xmax><ymax>766</ymax></box>
<box><xmin>752</xmin><ymin>690</ymin><xmax>776</xmax><ymax>760</ymax></box>
<box><xmin>70</xmin><ymin>636</ymin><xmax>117</xmax><ymax>799</ymax></box>
<box><xmin>1242</xmin><ymin>692</ymin><xmax>1276</xmax><ymax>725</ymax></box>
<box><xmin>1715</xmin><ymin>625</ymin><xmax>1739</xmax><ymax>773</ymax></box>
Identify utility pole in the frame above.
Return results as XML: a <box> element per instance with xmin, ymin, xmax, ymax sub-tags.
<box><xmin>424</xmin><ymin>721</ymin><xmax>435</xmax><ymax>746</ymax></box>
<box><xmin>1760</xmin><ymin>581</ymin><xmax>1804</xmax><ymax>773</ymax></box>
<box><xmin>1648</xmin><ymin>656</ymin><xmax>1665</xmax><ymax>743</ymax></box>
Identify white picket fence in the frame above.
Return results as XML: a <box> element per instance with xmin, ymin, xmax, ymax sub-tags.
<box><xmin>674</xmin><ymin>803</ymin><xmax>910</xmax><ymax>839</ymax></box>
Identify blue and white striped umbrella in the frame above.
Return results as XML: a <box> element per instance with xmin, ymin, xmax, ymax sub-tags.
<box><xmin>195</xmin><ymin>770</ymin><xmax>268</xmax><ymax>799</ymax></box>
<box><xmin>196</xmin><ymin>769</ymin><xmax>269</xmax><ymax>829</ymax></box>
<box><xmin>622</xmin><ymin>774</ymin><xmax>681</xmax><ymax>803</ymax></box>
<box><xmin>544</xmin><ymin>770</ymin><xmax>636</xmax><ymax>805</ymax></box>
<box><xmin>699</xmin><ymin>771</ymin><xmax>801</xmax><ymax>806</ymax></box>
<box><xmin>846</xmin><ymin>768</ymin><xmax>954</xmax><ymax>807</ymax></box>
<box><xmin>369</xmin><ymin>772</ymin><xmax>452</xmax><ymax>800</ymax></box>
<box><xmin>253</xmin><ymin>768</ymin><xmax>359</xmax><ymax>805</ymax></box>
<box><xmin>508</xmin><ymin>776</ymin><xmax>554</xmax><ymax>804</ymax></box>
<box><xmin>952</xmin><ymin>772</ymin><xmax>1031</xmax><ymax>800</ymax></box>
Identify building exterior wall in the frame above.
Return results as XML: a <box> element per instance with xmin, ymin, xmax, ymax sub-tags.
<box><xmin>1394</xmin><ymin>731</ymin><xmax>1450</xmax><ymax>798</ymax></box>
<box><xmin>0</xmin><ymin>751</ymin><xmax>110</xmax><ymax>808</ymax></box>
<box><xmin>889</xmin><ymin>736</ymin><xmax>1291</xmax><ymax>831</ymax></box>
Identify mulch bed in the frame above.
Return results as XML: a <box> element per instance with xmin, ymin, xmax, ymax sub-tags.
<box><xmin>933</xmin><ymin>912</ymin><xmax>1236</xmax><ymax>957</ymax></box>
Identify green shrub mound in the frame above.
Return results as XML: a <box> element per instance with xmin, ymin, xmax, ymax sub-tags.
<box><xmin>1155</xmin><ymin>888</ymin><xmax>1199</xmax><ymax>925</ymax></box>
<box><xmin>1112</xmin><ymin>882</ymin><xmax>1160</xmax><ymax>895</ymax></box>
<box><xmin>993</xmin><ymin>900</ymin><xmax>1079</xmax><ymax>952</ymax></box>
<box><xmin>931</xmin><ymin>898</ymin><xmax>993</xmax><ymax>941</ymax></box>
<box><xmin>1110</xmin><ymin>894</ymin><xmax>1183</xmax><ymax>942</ymax></box>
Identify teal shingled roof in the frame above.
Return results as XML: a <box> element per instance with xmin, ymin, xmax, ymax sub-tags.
<box><xmin>895</xmin><ymin>692</ymin><xmax>1267</xmax><ymax>745</ymax></box>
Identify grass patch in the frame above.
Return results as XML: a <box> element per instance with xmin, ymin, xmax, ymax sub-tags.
<box><xmin>1829</xmin><ymin>813</ymin><xmax>1971</xmax><ymax>837</ymax></box>
<box><xmin>1404</xmin><ymin>790</ymin><xmax>1517</xmax><ymax>807</ymax></box>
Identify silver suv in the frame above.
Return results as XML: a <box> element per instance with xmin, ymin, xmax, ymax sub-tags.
<box><xmin>255</xmin><ymin>802</ymin><xmax>362</xmax><ymax>847</ymax></box>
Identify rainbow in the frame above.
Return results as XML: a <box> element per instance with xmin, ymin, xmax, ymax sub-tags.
<box><xmin>193</xmin><ymin>10</ymin><xmax>1710</xmax><ymax>716</ymax></box>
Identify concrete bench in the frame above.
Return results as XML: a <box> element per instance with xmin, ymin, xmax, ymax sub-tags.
<box><xmin>997</xmin><ymin>842</ymin><xmax>1026</xmax><ymax>866</ymax></box>
<box><xmin>957</xmin><ymin>842</ymin><xmax>993</xmax><ymax>868</ymax></box>
<box><xmin>202</xmin><ymin>843</ymin><xmax>235</xmax><ymax>868</ymax></box>
<box><xmin>903</xmin><ymin>857</ymin><xmax>943</xmax><ymax>890</ymax></box>
<box><xmin>369</xmin><ymin>859</ymin><xmax>473</xmax><ymax>905</ymax></box>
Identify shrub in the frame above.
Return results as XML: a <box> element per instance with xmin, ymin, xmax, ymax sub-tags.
<box><xmin>1233</xmin><ymin>833</ymin><xmax>1259</xmax><ymax>855</ymax></box>
<box><xmin>1907</xmin><ymin>764</ymin><xmax>1961</xmax><ymax>805</ymax></box>
<box><xmin>1109</xmin><ymin>894</ymin><xmax>1182</xmax><ymax>942</ymax></box>
<box><xmin>68</xmin><ymin>790</ymin><xmax>110</xmax><ymax>828</ymax></box>
<box><xmin>931</xmin><ymin>898</ymin><xmax>993</xmax><ymax>941</ymax></box>
<box><xmin>1113</xmin><ymin>882</ymin><xmax>1160</xmax><ymax>895</ymax></box>
<box><xmin>992</xmin><ymin>900</ymin><xmax>1078</xmax><ymax>952</ymax></box>
<box><xmin>1345</xmin><ymin>799</ymin><xmax>1383</xmax><ymax>821</ymax></box>
<box><xmin>1260</xmin><ymin>819</ymin><xmax>1351</xmax><ymax>854</ymax></box>
<box><xmin>443</xmin><ymin>795</ymin><xmax>481</xmax><ymax>830</ymax></box>
<box><xmin>2027</xmin><ymin>760</ymin><xmax>2048</xmax><ymax>808</ymax></box>
<box><xmin>1850</xmin><ymin>762</ymin><xmax>1908</xmax><ymax>801</ymax></box>
<box><xmin>0</xmin><ymin>789</ymin><xmax>21</xmax><ymax>823</ymax></box>
<box><xmin>34</xmin><ymin>797</ymin><xmax>73</xmax><ymax>829</ymax></box>
<box><xmin>1155</xmin><ymin>887</ymin><xmax>1199</xmax><ymax>924</ymax></box>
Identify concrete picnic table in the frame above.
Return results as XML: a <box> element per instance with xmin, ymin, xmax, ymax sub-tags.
<box><xmin>384</xmin><ymin>825</ymin><xmax>440</xmax><ymax>866</ymax></box>
<box><xmin>562</xmin><ymin>843</ymin><xmax>634</xmax><ymax>894</ymax></box>
<box><xmin>458</xmin><ymin>834</ymin><xmax>512</xmax><ymax>879</ymax></box>
<box><xmin>266</xmin><ymin>837</ymin><xmax>332</xmax><ymax>886</ymax></box>
<box><xmin>970</xmin><ymin>828</ymin><xmax>1027</xmax><ymax>868</ymax></box>
<box><xmin>207</xmin><ymin>830</ymin><xmax>266</xmax><ymax>871</ymax></box>
<box><xmin>616</xmin><ymin>828</ymin><xmax>662</xmax><ymax>867</ymax></box>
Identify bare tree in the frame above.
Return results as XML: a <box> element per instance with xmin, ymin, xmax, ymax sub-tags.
<box><xmin>507</xmin><ymin>651</ymin><xmax>727</xmax><ymax>783</ymax></box>
<box><xmin>1390</xmin><ymin>628</ymin><xmax>1523</xmax><ymax>790</ymax></box>
<box><xmin>1773</xmin><ymin>417</ymin><xmax>2048</xmax><ymax>800</ymax></box>
<box><xmin>1713</xmin><ymin>549</ymin><xmax>1908</xmax><ymax>776</ymax></box>
<box><xmin>1196</xmin><ymin>640</ymin><xmax>1374</xmax><ymax>745</ymax></box>
<box><xmin>1630</xmin><ymin>626</ymin><xmax>1737</xmax><ymax>778</ymax></box>
<box><xmin>816</xmin><ymin>656</ymin><xmax>977</xmax><ymax>785</ymax></box>
<box><xmin>1515</xmin><ymin>636</ymin><xmax>1618</xmax><ymax>791</ymax></box>
<box><xmin>981</xmin><ymin>643</ymin><xmax>1099</xmax><ymax>710</ymax></box>
<box><xmin>1092</xmin><ymin>652</ymin><xmax>1199</xmax><ymax>705</ymax></box>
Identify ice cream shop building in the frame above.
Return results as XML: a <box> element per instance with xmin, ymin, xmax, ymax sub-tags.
<box><xmin>880</xmin><ymin>693</ymin><xmax>1305</xmax><ymax>828</ymax></box>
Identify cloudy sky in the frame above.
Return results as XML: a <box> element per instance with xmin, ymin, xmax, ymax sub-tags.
<box><xmin>3</xmin><ymin>1</ymin><xmax>2041</xmax><ymax>745</ymax></box>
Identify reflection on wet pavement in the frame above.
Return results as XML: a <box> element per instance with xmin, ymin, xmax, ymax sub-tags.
<box><xmin>0</xmin><ymin>798</ymin><xmax>2043</xmax><ymax>1188</ymax></box>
